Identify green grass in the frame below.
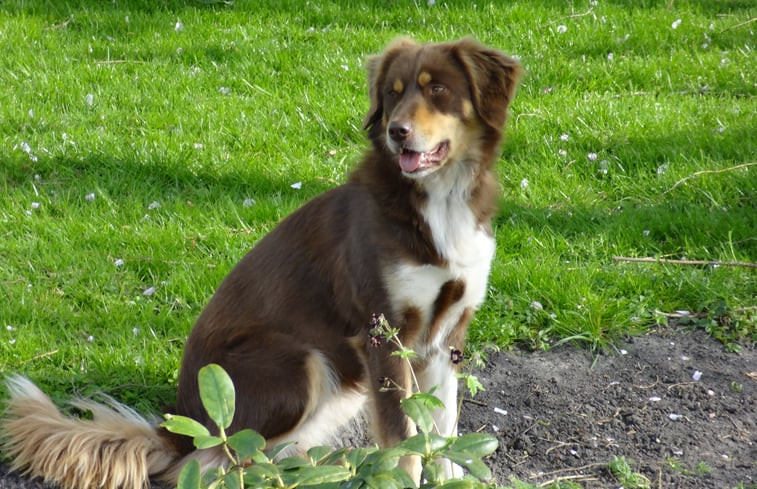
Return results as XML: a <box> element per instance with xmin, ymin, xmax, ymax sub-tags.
<box><xmin>1</xmin><ymin>0</ymin><xmax>755</xmax><ymax>409</ymax></box>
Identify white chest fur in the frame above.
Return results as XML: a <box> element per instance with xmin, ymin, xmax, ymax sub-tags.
<box><xmin>383</xmin><ymin>169</ymin><xmax>495</xmax><ymax>358</ymax></box>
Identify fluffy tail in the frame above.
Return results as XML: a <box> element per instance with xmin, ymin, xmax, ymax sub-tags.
<box><xmin>1</xmin><ymin>375</ymin><xmax>178</xmax><ymax>489</ymax></box>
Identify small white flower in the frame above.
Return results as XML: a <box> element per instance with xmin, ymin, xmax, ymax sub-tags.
<box><xmin>643</xmin><ymin>229</ymin><xmax>650</xmax><ymax>236</ymax></box>
<box><xmin>28</xmin><ymin>109</ymin><xmax>34</xmax><ymax>118</ymax></box>
<box><xmin>34</xmin><ymin>174</ymin><xmax>41</xmax><ymax>181</ymax></box>
<box><xmin>6</xmin><ymin>325</ymin><xmax>14</xmax><ymax>331</ymax></box>
<box><xmin>607</xmin><ymin>52</ymin><xmax>614</xmax><ymax>61</ymax></box>
<box><xmin>243</xmin><ymin>198</ymin><xmax>255</xmax><ymax>207</ymax></box>
<box><xmin>148</xmin><ymin>201</ymin><xmax>161</xmax><ymax>210</ymax></box>
<box><xmin>19</xmin><ymin>141</ymin><xmax>32</xmax><ymax>154</ymax></box>
<box><xmin>556</xmin><ymin>25</ymin><xmax>567</xmax><ymax>34</ymax></box>
<box><xmin>193</xmin><ymin>142</ymin><xmax>204</xmax><ymax>149</ymax></box>
<box><xmin>717</xmin><ymin>126</ymin><xmax>725</xmax><ymax>133</ymax></box>
<box><xmin>671</xmin><ymin>19</ymin><xmax>682</xmax><ymax>29</ymax></box>
<box><xmin>114</xmin><ymin>258</ymin><xmax>124</xmax><ymax>267</ymax></box>
<box><xmin>530</xmin><ymin>301</ymin><xmax>543</xmax><ymax>311</ymax></box>
<box><xmin>558</xmin><ymin>149</ymin><xmax>568</xmax><ymax>157</ymax></box>
<box><xmin>290</xmin><ymin>181</ymin><xmax>303</xmax><ymax>190</ymax></box>
<box><xmin>85</xmin><ymin>192</ymin><xmax>96</xmax><ymax>201</ymax></box>
<box><xmin>306</xmin><ymin>26</ymin><xmax>316</xmax><ymax>34</ymax></box>
<box><xmin>87</xmin><ymin>335</ymin><xmax>95</xmax><ymax>342</ymax></box>
<box><xmin>587</xmin><ymin>152</ymin><xmax>598</xmax><ymax>161</ymax></box>
<box><xmin>175</xmin><ymin>20</ymin><xmax>184</xmax><ymax>32</ymax></box>
<box><xmin>125</xmin><ymin>15</ymin><xmax>130</xmax><ymax>24</ymax></box>
<box><xmin>692</xmin><ymin>370</ymin><xmax>702</xmax><ymax>381</ymax></box>
<box><xmin>619</xmin><ymin>349</ymin><xmax>628</xmax><ymax>355</ymax></box>
<box><xmin>520</xmin><ymin>178</ymin><xmax>529</xmax><ymax>189</ymax></box>
<box><xmin>85</xmin><ymin>93</ymin><xmax>94</xmax><ymax>106</ymax></box>
<box><xmin>143</xmin><ymin>286</ymin><xmax>156</xmax><ymax>296</ymax></box>
<box><xmin>30</xmin><ymin>202</ymin><xmax>41</xmax><ymax>209</ymax></box>
<box><xmin>598</xmin><ymin>160</ymin><xmax>609</xmax><ymax>174</ymax></box>
<box><xmin>9</xmin><ymin>339</ymin><xmax>16</xmax><ymax>345</ymax></box>
<box><xmin>340</xmin><ymin>64</ymin><xmax>349</xmax><ymax>71</ymax></box>
<box><xmin>132</xmin><ymin>327</ymin><xmax>140</xmax><ymax>335</ymax></box>
<box><xmin>559</xmin><ymin>133</ymin><xmax>569</xmax><ymax>141</ymax></box>
<box><xmin>177</xmin><ymin>47</ymin><xmax>183</xmax><ymax>55</ymax></box>
<box><xmin>427</xmin><ymin>0</ymin><xmax>435</xmax><ymax>5</ymax></box>
<box><xmin>657</xmin><ymin>163</ymin><xmax>669</xmax><ymax>175</ymax></box>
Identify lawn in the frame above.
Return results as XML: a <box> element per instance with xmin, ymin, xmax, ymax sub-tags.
<box><xmin>0</xmin><ymin>0</ymin><xmax>754</xmax><ymax>410</ymax></box>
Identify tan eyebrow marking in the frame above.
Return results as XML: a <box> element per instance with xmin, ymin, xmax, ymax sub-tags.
<box><xmin>418</xmin><ymin>71</ymin><xmax>432</xmax><ymax>87</ymax></box>
<box><xmin>393</xmin><ymin>79</ymin><xmax>404</xmax><ymax>93</ymax></box>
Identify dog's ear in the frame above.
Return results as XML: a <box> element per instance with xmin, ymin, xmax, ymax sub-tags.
<box><xmin>453</xmin><ymin>38</ymin><xmax>523</xmax><ymax>130</ymax></box>
<box><xmin>363</xmin><ymin>37</ymin><xmax>418</xmax><ymax>130</ymax></box>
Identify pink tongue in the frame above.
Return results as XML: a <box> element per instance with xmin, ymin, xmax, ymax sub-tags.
<box><xmin>399</xmin><ymin>151</ymin><xmax>422</xmax><ymax>172</ymax></box>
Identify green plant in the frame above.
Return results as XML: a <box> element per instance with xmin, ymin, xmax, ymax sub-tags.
<box><xmin>162</xmin><ymin>363</ymin><xmax>500</xmax><ymax>489</ymax></box>
<box><xmin>607</xmin><ymin>456</ymin><xmax>650</xmax><ymax>489</ymax></box>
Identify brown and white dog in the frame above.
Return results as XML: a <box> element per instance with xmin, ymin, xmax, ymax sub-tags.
<box><xmin>2</xmin><ymin>38</ymin><xmax>521</xmax><ymax>489</ymax></box>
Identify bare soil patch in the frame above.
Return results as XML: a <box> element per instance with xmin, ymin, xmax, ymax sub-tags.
<box><xmin>1</xmin><ymin>327</ymin><xmax>754</xmax><ymax>489</ymax></box>
<box><xmin>459</xmin><ymin>327</ymin><xmax>756</xmax><ymax>488</ymax></box>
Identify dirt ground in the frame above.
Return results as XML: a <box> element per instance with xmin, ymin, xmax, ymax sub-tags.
<box><xmin>1</xmin><ymin>326</ymin><xmax>754</xmax><ymax>489</ymax></box>
<box><xmin>458</xmin><ymin>326</ymin><xmax>756</xmax><ymax>488</ymax></box>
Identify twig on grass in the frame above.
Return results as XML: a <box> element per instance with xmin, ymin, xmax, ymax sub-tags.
<box><xmin>720</xmin><ymin>17</ymin><xmax>756</xmax><ymax>32</ymax></box>
<box><xmin>95</xmin><ymin>60</ymin><xmax>148</xmax><ymax>65</ymax></box>
<box><xmin>613</xmin><ymin>256</ymin><xmax>757</xmax><ymax>269</ymax></box>
<box><xmin>16</xmin><ymin>349</ymin><xmax>59</xmax><ymax>366</ymax></box>
<box><xmin>663</xmin><ymin>162</ymin><xmax>756</xmax><ymax>194</ymax></box>
<box><xmin>543</xmin><ymin>7</ymin><xmax>595</xmax><ymax>26</ymax></box>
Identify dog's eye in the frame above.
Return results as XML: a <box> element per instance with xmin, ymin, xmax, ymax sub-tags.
<box><xmin>430</xmin><ymin>84</ymin><xmax>447</xmax><ymax>94</ymax></box>
<box><xmin>387</xmin><ymin>89</ymin><xmax>400</xmax><ymax>98</ymax></box>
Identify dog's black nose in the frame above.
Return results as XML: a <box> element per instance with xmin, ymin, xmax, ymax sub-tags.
<box><xmin>388</xmin><ymin>121</ymin><xmax>412</xmax><ymax>143</ymax></box>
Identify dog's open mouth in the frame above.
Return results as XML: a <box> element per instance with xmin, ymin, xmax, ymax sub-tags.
<box><xmin>398</xmin><ymin>141</ymin><xmax>449</xmax><ymax>173</ymax></box>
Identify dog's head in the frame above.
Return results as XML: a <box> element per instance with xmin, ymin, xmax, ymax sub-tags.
<box><xmin>364</xmin><ymin>38</ymin><xmax>522</xmax><ymax>179</ymax></box>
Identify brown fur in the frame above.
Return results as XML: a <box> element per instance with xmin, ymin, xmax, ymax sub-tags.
<box><xmin>2</xmin><ymin>38</ymin><xmax>521</xmax><ymax>488</ymax></box>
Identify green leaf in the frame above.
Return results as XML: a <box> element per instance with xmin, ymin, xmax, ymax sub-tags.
<box><xmin>193</xmin><ymin>434</ymin><xmax>224</xmax><ymax>449</ymax></box>
<box><xmin>435</xmin><ymin>479</ymin><xmax>478</xmax><ymax>489</ymax></box>
<box><xmin>294</xmin><ymin>465</ymin><xmax>352</xmax><ymax>485</ymax></box>
<box><xmin>448</xmin><ymin>434</ymin><xmax>498</xmax><ymax>458</ymax></box>
<box><xmin>443</xmin><ymin>451</ymin><xmax>492</xmax><ymax>481</ymax></box>
<box><xmin>364</xmin><ymin>447</ymin><xmax>403</xmax><ymax>472</ymax></box>
<box><xmin>465</xmin><ymin>375</ymin><xmax>485</xmax><ymax>397</ymax></box>
<box><xmin>198</xmin><ymin>364</ymin><xmax>236</xmax><ymax>430</ymax></box>
<box><xmin>223</xmin><ymin>469</ymin><xmax>242</xmax><ymax>489</ymax></box>
<box><xmin>266</xmin><ymin>441</ymin><xmax>296</xmax><ymax>461</ymax></box>
<box><xmin>176</xmin><ymin>459</ymin><xmax>201</xmax><ymax>489</ymax></box>
<box><xmin>401</xmin><ymin>397</ymin><xmax>434</xmax><ymax>434</ymax></box>
<box><xmin>398</xmin><ymin>434</ymin><xmax>428</xmax><ymax>455</ymax></box>
<box><xmin>161</xmin><ymin>414</ymin><xmax>211</xmax><ymax>438</ymax></box>
<box><xmin>305</xmin><ymin>445</ymin><xmax>333</xmax><ymax>464</ymax></box>
<box><xmin>243</xmin><ymin>463</ymin><xmax>280</xmax><ymax>482</ymax></box>
<box><xmin>227</xmin><ymin>429</ymin><xmax>266</xmax><ymax>459</ymax></box>
<box><xmin>364</xmin><ymin>472</ymin><xmax>405</xmax><ymax>489</ymax></box>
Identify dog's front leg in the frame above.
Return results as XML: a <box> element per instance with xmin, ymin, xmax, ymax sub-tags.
<box><xmin>367</xmin><ymin>345</ymin><xmax>422</xmax><ymax>483</ymax></box>
<box><xmin>417</xmin><ymin>351</ymin><xmax>464</xmax><ymax>479</ymax></box>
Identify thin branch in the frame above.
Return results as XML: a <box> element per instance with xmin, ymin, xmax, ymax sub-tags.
<box><xmin>614</xmin><ymin>256</ymin><xmax>757</xmax><ymax>269</ymax></box>
<box><xmin>94</xmin><ymin>60</ymin><xmax>148</xmax><ymax>65</ymax></box>
<box><xmin>720</xmin><ymin>17</ymin><xmax>756</xmax><ymax>32</ymax></box>
<box><xmin>544</xmin><ymin>7</ymin><xmax>595</xmax><ymax>26</ymax></box>
<box><xmin>16</xmin><ymin>349</ymin><xmax>59</xmax><ymax>366</ymax></box>
<box><xmin>663</xmin><ymin>162</ymin><xmax>756</xmax><ymax>194</ymax></box>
